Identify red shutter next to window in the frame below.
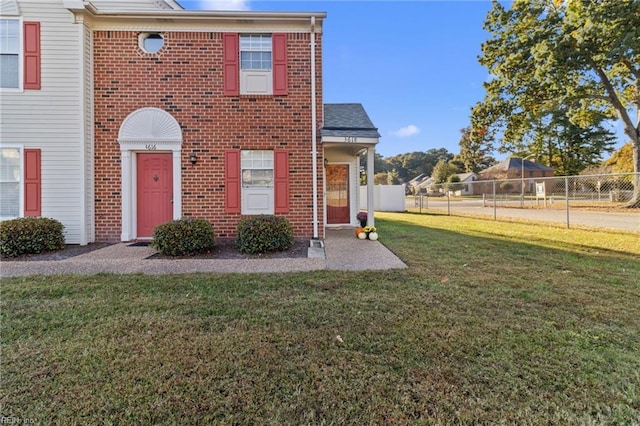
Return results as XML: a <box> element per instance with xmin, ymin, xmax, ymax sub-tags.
<box><xmin>223</xmin><ymin>33</ymin><xmax>239</xmax><ymax>96</ymax></box>
<box><xmin>274</xmin><ymin>150</ymin><xmax>290</xmax><ymax>213</ymax></box>
<box><xmin>272</xmin><ymin>33</ymin><xmax>288</xmax><ymax>96</ymax></box>
<box><xmin>24</xmin><ymin>149</ymin><xmax>41</xmax><ymax>216</ymax></box>
<box><xmin>23</xmin><ymin>22</ymin><xmax>41</xmax><ymax>90</ymax></box>
<box><xmin>225</xmin><ymin>150</ymin><xmax>241</xmax><ymax>213</ymax></box>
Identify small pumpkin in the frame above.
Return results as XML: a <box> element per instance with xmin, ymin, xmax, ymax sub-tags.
<box><xmin>358</xmin><ymin>232</ymin><xmax>367</xmax><ymax>240</ymax></box>
<box><xmin>355</xmin><ymin>227</ymin><xmax>364</xmax><ymax>238</ymax></box>
<box><xmin>368</xmin><ymin>231</ymin><xmax>379</xmax><ymax>241</ymax></box>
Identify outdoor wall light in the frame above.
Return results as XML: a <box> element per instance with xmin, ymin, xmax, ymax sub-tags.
<box><xmin>189</xmin><ymin>152</ymin><xmax>197</xmax><ymax>166</ymax></box>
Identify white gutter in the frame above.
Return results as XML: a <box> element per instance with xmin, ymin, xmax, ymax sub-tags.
<box><xmin>310</xmin><ymin>16</ymin><xmax>319</xmax><ymax>239</ymax></box>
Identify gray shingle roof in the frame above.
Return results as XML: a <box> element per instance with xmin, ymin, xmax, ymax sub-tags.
<box><xmin>322</xmin><ymin>103</ymin><xmax>380</xmax><ymax>138</ymax></box>
<box><xmin>482</xmin><ymin>158</ymin><xmax>554</xmax><ymax>173</ymax></box>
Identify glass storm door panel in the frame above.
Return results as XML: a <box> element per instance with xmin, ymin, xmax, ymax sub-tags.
<box><xmin>136</xmin><ymin>153</ymin><xmax>173</xmax><ymax>238</ymax></box>
<box><xmin>326</xmin><ymin>164</ymin><xmax>350</xmax><ymax>224</ymax></box>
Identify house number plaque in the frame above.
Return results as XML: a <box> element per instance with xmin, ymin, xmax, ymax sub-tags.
<box><xmin>145</xmin><ymin>144</ymin><xmax>157</xmax><ymax>150</ymax></box>
<box><xmin>343</xmin><ymin>136</ymin><xmax>357</xmax><ymax>143</ymax></box>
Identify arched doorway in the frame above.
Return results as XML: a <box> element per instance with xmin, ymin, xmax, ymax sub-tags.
<box><xmin>117</xmin><ymin>107</ymin><xmax>183</xmax><ymax>241</ymax></box>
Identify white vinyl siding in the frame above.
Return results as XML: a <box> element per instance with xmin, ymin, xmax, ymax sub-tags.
<box><xmin>82</xmin><ymin>21</ymin><xmax>94</xmax><ymax>243</ymax></box>
<box><xmin>0</xmin><ymin>0</ymin><xmax>86</xmax><ymax>243</ymax></box>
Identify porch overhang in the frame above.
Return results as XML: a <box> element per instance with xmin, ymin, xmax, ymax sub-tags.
<box><xmin>322</xmin><ymin>136</ymin><xmax>378</xmax><ymax>156</ymax></box>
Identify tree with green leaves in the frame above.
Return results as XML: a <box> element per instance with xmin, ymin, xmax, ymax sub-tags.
<box><xmin>432</xmin><ymin>159</ymin><xmax>455</xmax><ymax>184</ymax></box>
<box><xmin>604</xmin><ymin>142</ymin><xmax>634</xmax><ymax>174</ymax></box>
<box><xmin>472</xmin><ymin>0</ymin><xmax>640</xmax><ymax>206</ymax></box>
<box><xmin>386</xmin><ymin>169</ymin><xmax>401</xmax><ymax>185</ymax></box>
<box><xmin>384</xmin><ymin>148</ymin><xmax>454</xmax><ymax>182</ymax></box>
<box><xmin>529</xmin><ymin>109</ymin><xmax>616</xmax><ymax>175</ymax></box>
<box><xmin>453</xmin><ymin>126</ymin><xmax>496</xmax><ymax>173</ymax></box>
<box><xmin>445</xmin><ymin>174</ymin><xmax>465</xmax><ymax>195</ymax></box>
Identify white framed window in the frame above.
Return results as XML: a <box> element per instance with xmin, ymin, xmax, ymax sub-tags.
<box><xmin>240</xmin><ymin>34</ymin><xmax>272</xmax><ymax>94</ymax></box>
<box><xmin>241</xmin><ymin>150</ymin><xmax>274</xmax><ymax>214</ymax></box>
<box><xmin>0</xmin><ymin>147</ymin><xmax>22</xmax><ymax>220</ymax></box>
<box><xmin>0</xmin><ymin>18</ymin><xmax>20</xmax><ymax>89</ymax></box>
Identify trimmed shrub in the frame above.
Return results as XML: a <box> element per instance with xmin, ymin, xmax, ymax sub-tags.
<box><xmin>0</xmin><ymin>217</ymin><xmax>65</xmax><ymax>257</ymax></box>
<box><xmin>151</xmin><ymin>218</ymin><xmax>215</xmax><ymax>256</ymax></box>
<box><xmin>236</xmin><ymin>215</ymin><xmax>294</xmax><ymax>254</ymax></box>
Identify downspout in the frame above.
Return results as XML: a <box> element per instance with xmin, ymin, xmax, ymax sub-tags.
<box><xmin>310</xmin><ymin>16</ymin><xmax>319</xmax><ymax>239</ymax></box>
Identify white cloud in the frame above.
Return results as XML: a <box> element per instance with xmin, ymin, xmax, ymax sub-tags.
<box><xmin>195</xmin><ymin>0</ymin><xmax>251</xmax><ymax>11</ymax></box>
<box><xmin>391</xmin><ymin>125</ymin><xmax>420</xmax><ymax>138</ymax></box>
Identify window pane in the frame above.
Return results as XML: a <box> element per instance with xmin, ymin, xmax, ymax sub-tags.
<box><xmin>0</xmin><ymin>148</ymin><xmax>20</xmax><ymax>181</ymax></box>
<box><xmin>242</xmin><ymin>169</ymin><xmax>273</xmax><ymax>187</ymax></box>
<box><xmin>1</xmin><ymin>54</ymin><xmax>19</xmax><ymax>88</ymax></box>
<box><xmin>0</xmin><ymin>182</ymin><xmax>19</xmax><ymax>218</ymax></box>
<box><xmin>240</xmin><ymin>34</ymin><xmax>271</xmax><ymax>51</ymax></box>
<box><xmin>142</xmin><ymin>33</ymin><xmax>164</xmax><ymax>54</ymax></box>
<box><xmin>242</xmin><ymin>150</ymin><xmax>273</xmax><ymax>168</ymax></box>
<box><xmin>240</xmin><ymin>35</ymin><xmax>272</xmax><ymax>70</ymax></box>
<box><xmin>241</xmin><ymin>151</ymin><xmax>273</xmax><ymax>186</ymax></box>
<box><xmin>0</xmin><ymin>19</ymin><xmax>19</xmax><ymax>53</ymax></box>
<box><xmin>0</xmin><ymin>148</ymin><xmax>20</xmax><ymax>219</ymax></box>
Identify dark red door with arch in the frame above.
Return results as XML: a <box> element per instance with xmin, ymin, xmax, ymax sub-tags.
<box><xmin>137</xmin><ymin>153</ymin><xmax>173</xmax><ymax>238</ymax></box>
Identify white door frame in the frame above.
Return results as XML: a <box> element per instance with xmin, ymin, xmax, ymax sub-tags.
<box><xmin>117</xmin><ymin>108</ymin><xmax>182</xmax><ymax>241</ymax></box>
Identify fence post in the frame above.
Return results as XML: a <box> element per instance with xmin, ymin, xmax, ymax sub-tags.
<box><xmin>565</xmin><ymin>176</ymin><xmax>570</xmax><ymax>229</ymax></box>
<box><xmin>493</xmin><ymin>180</ymin><xmax>497</xmax><ymax>221</ymax></box>
<box><xmin>447</xmin><ymin>191</ymin><xmax>451</xmax><ymax>216</ymax></box>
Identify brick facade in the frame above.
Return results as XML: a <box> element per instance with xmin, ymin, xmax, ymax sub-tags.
<box><xmin>94</xmin><ymin>30</ymin><xmax>324</xmax><ymax>242</ymax></box>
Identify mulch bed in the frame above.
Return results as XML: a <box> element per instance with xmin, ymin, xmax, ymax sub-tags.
<box><xmin>1</xmin><ymin>242</ymin><xmax>113</xmax><ymax>262</ymax></box>
<box><xmin>2</xmin><ymin>240</ymin><xmax>310</xmax><ymax>261</ymax></box>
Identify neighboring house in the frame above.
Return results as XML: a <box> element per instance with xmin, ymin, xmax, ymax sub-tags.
<box><xmin>416</xmin><ymin>176</ymin><xmax>435</xmax><ymax>194</ymax></box>
<box><xmin>407</xmin><ymin>173</ymin><xmax>428</xmax><ymax>195</ymax></box>
<box><xmin>1</xmin><ymin>0</ymin><xmax>380</xmax><ymax>243</ymax></box>
<box><xmin>1</xmin><ymin>0</ymin><xmax>90</xmax><ymax>243</ymax></box>
<box><xmin>449</xmin><ymin>172</ymin><xmax>477</xmax><ymax>196</ymax></box>
<box><xmin>413</xmin><ymin>173</ymin><xmax>477</xmax><ymax>196</ymax></box>
<box><xmin>477</xmin><ymin>157</ymin><xmax>554</xmax><ymax>194</ymax></box>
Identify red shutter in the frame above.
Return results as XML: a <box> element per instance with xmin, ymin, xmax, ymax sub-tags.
<box><xmin>223</xmin><ymin>33</ymin><xmax>239</xmax><ymax>96</ymax></box>
<box><xmin>272</xmin><ymin>33</ymin><xmax>288</xmax><ymax>96</ymax></box>
<box><xmin>274</xmin><ymin>150</ymin><xmax>290</xmax><ymax>213</ymax></box>
<box><xmin>23</xmin><ymin>22</ymin><xmax>41</xmax><ymax>90</ymax></box>
<box><xmin>24</xmin><ymin>149</ymin><xmax>41</xmax><ymax>216</ymax></box>
<box><xmin>225</xmin><ymin>150</ymin><xmax>241</xmax><ymax>213</ymax></box>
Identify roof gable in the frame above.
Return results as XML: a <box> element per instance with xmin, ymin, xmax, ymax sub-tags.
<box><xmin>481</xmin><ymin>158</ymin><xmax>553</xmax><ymax>174</ymax></box>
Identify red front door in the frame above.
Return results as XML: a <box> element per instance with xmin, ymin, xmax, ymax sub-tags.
<box><xmin>137</xmin><ymin>153</ymin><xmax>173</xmax><ymax>238</ymax></box>
<box><xmin>326</xmin><ymin>164</ymin><xmax>350</xmax><ymax>224</ymax></box>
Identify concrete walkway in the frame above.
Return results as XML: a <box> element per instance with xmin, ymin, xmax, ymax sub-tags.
<box><xmin>0</xmin><ymin>229</ymin><xmax>407</xmax><ymax>277</ymax></box>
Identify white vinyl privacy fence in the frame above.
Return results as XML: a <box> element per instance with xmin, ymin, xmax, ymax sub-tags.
<box><xmin>360</xmin><ymin>184</ymin><xmax>406</xmax><ymax>212</ymax></box>
<box><xmin>411</xmin><ymin>173</ymin><xmax>639</xmax><ymax>232</ymax></box>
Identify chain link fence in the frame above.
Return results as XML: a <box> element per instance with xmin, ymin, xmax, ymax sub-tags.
<box><xmin>410</xmin><ymin>173</ymin><xmax>640</xmax><ymax>232</ymax></box>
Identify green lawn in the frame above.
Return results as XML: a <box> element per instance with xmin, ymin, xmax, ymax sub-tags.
<box><xmin>2</xmin><ymin>212</ymin><xmax>639</xmax><ymax>424</ymax></box>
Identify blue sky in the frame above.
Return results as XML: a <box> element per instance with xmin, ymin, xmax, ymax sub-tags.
<box><xmin>177</xmin><ymin>0</ymin><xmax>627</xmax><ymax>160</ymax></box>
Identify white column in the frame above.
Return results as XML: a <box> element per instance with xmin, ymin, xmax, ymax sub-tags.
<box><xmin>120</xmin><ymin>150</ymin><xmax>132</xmax><ymax>241</ymax></box>
<box><xmin>173</xmin><ymin>150</ymin><xmax>182</xmax><ymax>219</ymax></box>
<box><xmin>367</xmin><ymin>147</ymin><xmax>375</xmax><ymax>227</ymax></box>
